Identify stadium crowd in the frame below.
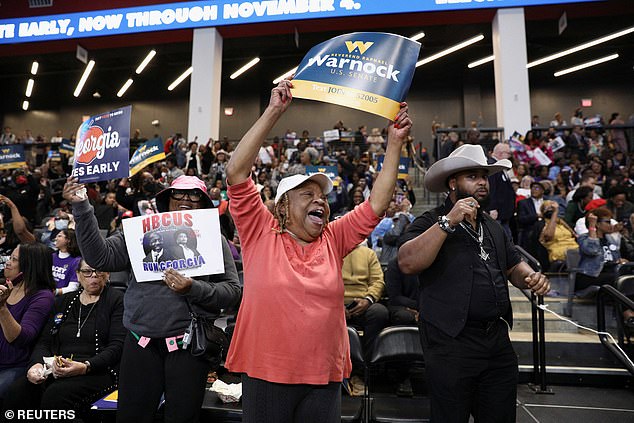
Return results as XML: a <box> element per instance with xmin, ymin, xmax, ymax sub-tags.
<box><xmin>0</xmin><ymin>104</ymin><xmax>633</xmax><ymax>420</ymax></box>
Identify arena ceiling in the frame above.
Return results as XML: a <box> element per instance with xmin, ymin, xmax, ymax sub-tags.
<box><xmin>0</xmin><ymin>0</ymin><xmax>632</xmax><ymax>114</ymax></box>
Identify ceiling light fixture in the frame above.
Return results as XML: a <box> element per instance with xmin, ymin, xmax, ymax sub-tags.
<box><xmin>135</xmin><ymin>49</ymin><xmax>156</xmax><ymax>74</ymax></box>
<box><xmin>168</xmin><ymin>66</ymin><xmax>193</xmax><ymax>91</ymax></box>
<box><xmin>528</xmin><ymin>25</ymin><xmax>634</xmax><ymax>68</ymax></box>
<box><xmin>117</xmin><ymin>78</ymin><xmax>134</xmax><ymax>97</ymax></box>
<box><xmin>416</xmin><ymin>34</ymin><xmax>485</xmax><ymax>67</ymax></box>
<box><xmin>22</xmin><ymin>100</ymin><xmax>29</xmax><ymax>111</ymax></box>
<box><xmin>73</xmin><ymin>60</ymin><xmax>95</xmax><ymax>97</ymax></box>
<box><xmin>30</xmin><ymin>61</ymin><xmax>39</xmax><ymax>75</ymax></box>
<box><xmin>410</xmin><ymin>32</ymin><xmax>426</xmax><ymax>42</ymax></box>
<box><xmin>468</xmin><ymin>55</ymin><xmax>495</xmax><ymax>68</ymax></box>
<box><xmin>25</xmin><ymin>79</ymin><xmax>34</xmax><ymax>97</ymax></box>
<box><xmin>230</xmin><ymin>57</ymin><xmax>260</xmax><ymax>80</ymax></box>
<box><xmin>273</xmin><ymin>66</ymin><xmax>298</xmax><ymax>84</ymax></box>
<box><xmin>554</xmin><ymin>53</ymin><xmax>619</xmax><ymax>77</ymax></box>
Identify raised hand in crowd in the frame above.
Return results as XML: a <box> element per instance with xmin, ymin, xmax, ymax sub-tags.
<box><xmin>0</xmin><ymin>193</ymin><xmax>36</xmax><ymax>243</ymax></box>
<box><xmin>62</xmin><ymin>177</ymin><xmax>86</xmax><ymax>204</ymax></box>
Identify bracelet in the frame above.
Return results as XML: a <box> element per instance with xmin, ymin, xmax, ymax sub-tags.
<box><xmin>437</xmin><ymin>215</ymin><xmax>455</xmax><ymax>234</ymax></box>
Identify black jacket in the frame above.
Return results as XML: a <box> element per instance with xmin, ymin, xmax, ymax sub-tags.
<box><xmin>30</xmin><ymin>285</ymin><xmax>125</xmax><ymax>377</ymax></box>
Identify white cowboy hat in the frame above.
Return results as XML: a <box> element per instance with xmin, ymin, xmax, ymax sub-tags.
<box><xmin>424</xmin><ymin>144</ymin><xmax>512</xmax><ymax>193</ymax></box>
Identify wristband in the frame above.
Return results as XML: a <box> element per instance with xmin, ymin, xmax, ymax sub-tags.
<box><xmin>438</xmin><ymin>215</ymin><xmax>455</xmax><ymax>234</ymax></box>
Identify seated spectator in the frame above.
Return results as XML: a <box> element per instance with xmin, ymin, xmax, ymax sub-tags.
<box><xmin>52</xmin><ymin>229</ymin><xmax>81</xmax><ymax>296</ymax></box>
<box><xmin>366</xmin><ymin>128</ymin><xmax>385</xmax><ymax>155</ymax></box>
<box><xmin>574</xmin><ymin>198</ymin><xmax>606</xmax><ymax>236</ymax></box>
<box><xmin>0</xmin><ymin>243</ymin><xmax>55</xmax><ymax>399</ymax></box>
<box><xmin>116</xmin><ymin>172</ymin><xmax>162</xmax><ymax>216</ymax></box>
<box><xmin>378</xmin><ymin>203</ymin><xmax>413</xmax><ymax>266</ymax></box>
<box><xmin>517</xmin><ymin>181</ymin><xmax>544</xmax><ymax>250</ymax></box>
<box><xmin>384</xmin><ymin>256</ymin><xmax>420</xmax><ymax>397</ymax></box>
<box><xmin>576</xmin><ymin>208</ymin><xmax>628</xmax><ymax>297</ymax></box>
<box><xmin>166</xmin><ymin>156</ymin><xmax>184</xmax><ymax>182</ymax></box>
<box><xmin>385</xmin><ymin>257</ymin><xmax>419</xmax><ymax>326</ymax></box>
<box><xmin>606</xmin><ymin>187</ymin><xmax>634</xmax><ymax>228</ymax></box>
<box><xmin>3</xmin><ymin>260</ymin><xmax>124</xmax><ymax>417</ymax></box>
<box><xmin>370</xmin><ymin>200</ymin><xmax>399</xmax><ymax>252</ymax></box>
<box><xmin>343</xmin><ymin>243</ymin><xmax>389</xmax><ymax>354</ymax></box>
<box><xmin>565</xmin><ymin>186</ymin><xmax>594</xmax><ymax>228</ymax></box>
<box><xmin>538</xmin><ymin>201</ymin><xmax>578</xmax><ymax>271</ymax></box>
<box><xmin>94</xmin><ymin>192</ymin><xmax>123</xmax><ymax>233</ymax></box>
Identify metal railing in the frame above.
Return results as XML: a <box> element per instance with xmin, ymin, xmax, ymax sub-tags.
<box><xmin>515</xmin><ymin>245</ymin><xmax>552</xmax><ymax>394</ymax></box>
<box><xmin>596</xmin><ymin>285</ymin><xmax>634</xmax><ymax>376</ymax></box>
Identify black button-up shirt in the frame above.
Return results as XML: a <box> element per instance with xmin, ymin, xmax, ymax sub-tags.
<box><xmin>398</xmin><ymin>197</ymin><xmax>521</xmax><ymax>337</ymax></box>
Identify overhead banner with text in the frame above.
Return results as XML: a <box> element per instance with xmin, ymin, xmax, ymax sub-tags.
<box><xmin>291</xmin><ymin>32</ymin><xmax>420</xmax><ymax>120</ymax></box>
<box><xmin>0</xmin><ymin>145</ymin><xmax>26</xmax><ymax>170</ymax></box>
<box><xmin>0</xmin><ymin>1</ymin><xmax>600</xmax><ymax>45</ymax></box>
<box><xmin>130</xmin><ymin>138</ymin><xmax>166</xmax><ymax>177</ymax></box>
<box><xmin>71</xmin><ymin>106</ymin><xmax>131</xmax><ymax>183</ymax></box>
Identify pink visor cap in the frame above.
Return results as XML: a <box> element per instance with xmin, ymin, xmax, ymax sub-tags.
<box><xmin>155</xmin><ymin>175</ymin><xmax>213</xmax><ymax>212</ymax></box>
<box><xmin>275</xmin><ymin>173</ymin><xmax>333</xmax><ymax>204</ymax></box>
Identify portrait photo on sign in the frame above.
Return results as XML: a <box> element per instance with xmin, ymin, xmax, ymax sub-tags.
<box><xmin>123</xmin><ymin>208</ymin><xmax>225</xmax><ymax>282</ymax></box>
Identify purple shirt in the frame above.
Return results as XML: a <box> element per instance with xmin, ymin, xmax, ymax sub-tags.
<box><xmin>52</xmin><ymin>253</ymin><xmax>81</xmax><ymax>289</ymax></box>
<box><xmin>0</xmin><ymin>289</ymin><xmax>54</xmax><ymax>369</ymax></box>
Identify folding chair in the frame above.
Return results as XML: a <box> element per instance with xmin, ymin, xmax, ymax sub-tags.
<box><xmin>342</xmin><ymin>326</ymin><xmax>365</xmax><ymax>423</ymax></box>
<box><xmin>367</xmin><ymin>326</ymin><xmax>429</xmax><ymax>423</ymax></box>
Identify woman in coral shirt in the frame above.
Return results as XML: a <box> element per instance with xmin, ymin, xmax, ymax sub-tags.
<box><xmin>225</xmin><ymin>78</ymin><xmax>411</xmax><ymax>423</ymax></box>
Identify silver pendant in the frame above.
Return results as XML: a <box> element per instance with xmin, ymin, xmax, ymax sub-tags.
<box><xmin>479</xmin><ymin>246</ymin><xmax>489</xmax><ymax>261</ymax></box>
<box><xmin>76</xmin><ymin>330</ymin><xmax>81</xmax><ymax>338</ymax></box>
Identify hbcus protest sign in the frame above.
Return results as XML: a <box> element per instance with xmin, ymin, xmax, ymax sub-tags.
<box><xmin>122</xmin><ymin>209</ymin><xmax>225</xmax><ymax>282</ymax></box>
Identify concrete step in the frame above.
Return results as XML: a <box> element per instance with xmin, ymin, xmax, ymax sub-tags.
<box><xmin>510</xmin><ymin>295</ymin><xmax>566</xmax><ymax>314</ymax></box>
<box><xmin>510</xmin><ymin>330</ymin><xmax>600</xmax><ymax>343</ymax></box>
<box><xmin>513</xmin><ymin>312</ymin><xmax>579</xmax><ymax>333</ymax></box>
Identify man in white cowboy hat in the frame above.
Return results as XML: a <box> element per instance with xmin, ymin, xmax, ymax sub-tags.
<box><xmin>398</xmin><ymin>144</ymin><xmax>550</xmax><ymax>423</ymax></box>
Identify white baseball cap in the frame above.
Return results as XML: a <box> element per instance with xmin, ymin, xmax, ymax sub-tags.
<box><xmin>274</xmin><ymin>173</ymin><xmax>333</xmax><ymax>204</ymax></box>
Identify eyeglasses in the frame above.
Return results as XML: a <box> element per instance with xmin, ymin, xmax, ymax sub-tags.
<box><xmin>170</xmin><ymin>189</ymin><xmax>202</xmax><ymax>202</ymax></box>
<box><xmin>78</xmin><ymin>269</ymin><xmax>105</xmax><ymax>277</ymax></box>
<box><xmin>597</xmin><ymin>219</ymin><xmax>612</xmax><ymax>223</ymax></box>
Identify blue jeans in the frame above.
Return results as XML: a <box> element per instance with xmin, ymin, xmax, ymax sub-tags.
<box><xmin>0</xmin><ymin>366</ymin><xmax>26</xmax><ymax>399</ymax></box>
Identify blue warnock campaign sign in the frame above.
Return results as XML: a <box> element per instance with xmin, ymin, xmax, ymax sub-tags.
<box><xmin>292</xmin><ymin>32</ymin><xmax>420</xmax><ymax>120</ymax></box>
<box><xmin>306</xmin><ymin>165</ymin><xmax>339</xmax><ymax>186</ymax></box>
<box><xmin>0</xmin><ymin>145</ymin><xmax>26</xmax><ymax>170</ymax></box>
<box><xmin>71</xmin><ymin>106</ymin><xmax>131</xmax><ymax>183</ymax></box>
<box><xmin>377</xmin><ymin>156</ymin><xmax>410</xmax><ymax>180</ymax></box>
<box><xmin>59</xmin><ymin>138</ymin><xmax>75</xmax><ymax>156</ymax></box>
<box><xmin>129</xmin><ymin>138</ymin><xmax>166</xmax><ymax>177</ymax></box>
